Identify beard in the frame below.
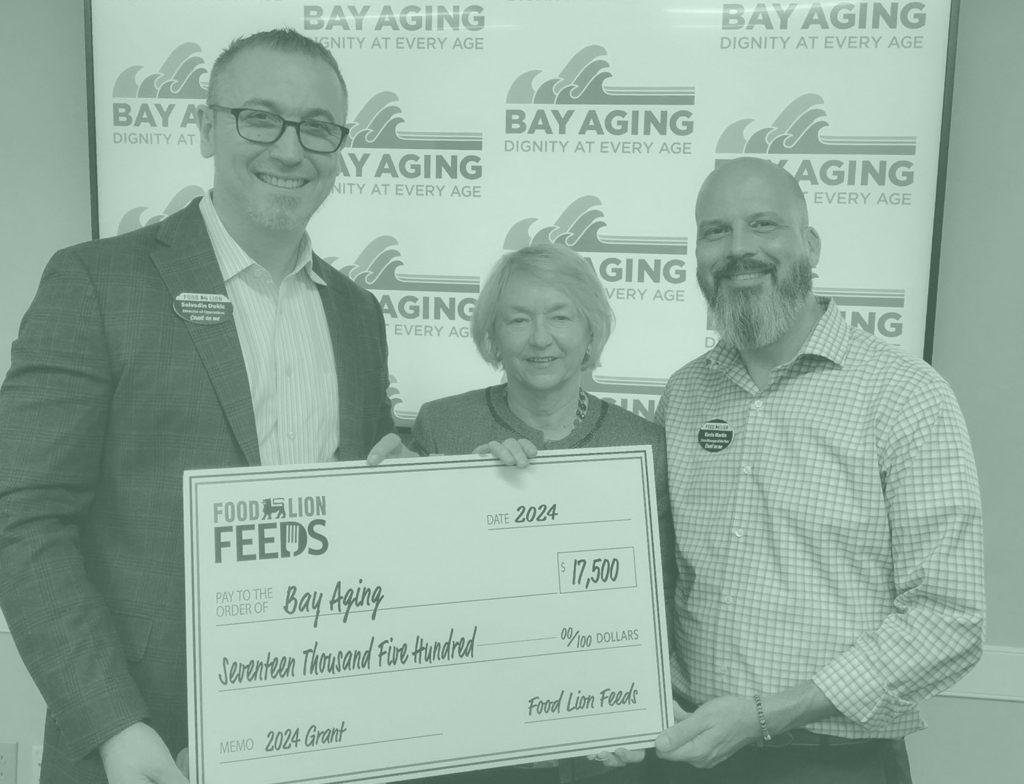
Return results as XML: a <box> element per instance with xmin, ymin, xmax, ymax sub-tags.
<box><xmin>247</xmin><ymin>192</ymin><xmax>315</xmax><ymax>233</ymax></box>
<box><xmin>701</xmin><ymin>256</ymin><xmax>814</xmax><ymax>349</ymax></box>
<box><xmin>246</xmin><ymin>173</ymin><xmax>337</xmax><ymax>233</ymax></box>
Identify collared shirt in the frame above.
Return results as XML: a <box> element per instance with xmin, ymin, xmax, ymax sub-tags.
<box><xmin>657</xmin><ymin>297</ymin><xmax>984</xmax><ymax>738</ymax></box>
<box><xmin>199</xmin><ymin>194</ymin><xmax>340</xmax><ymax>465</ymax></box>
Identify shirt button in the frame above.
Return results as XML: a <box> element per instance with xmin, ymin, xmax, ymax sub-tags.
<box><xmin>723</xmin><ymin>596</ymin><xmax>734</xmax><ymax>605</ymax></box>
<box><xmin>752</xmin><ymin>399</ymin><xmax>764</xmax><ymax>410</ymax></box>
<box><xmin>733</xmin><ymin>528</ymin><xmax>745</xmax><ymax>539</ymax></box>
<box><xmin>288</xmin><ymin>432</ymin><xmax>296</xmax><ymax>440</ymax></box>
<box><xmin>741</xmin><ymin>465</ymin><xmax>752</xmax><ymax>475</ymax></box>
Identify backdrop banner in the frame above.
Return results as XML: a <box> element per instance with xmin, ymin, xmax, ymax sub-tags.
<box><xmin>89</xmin><ymin>0</ymin><xmax>955</xmax><ymax>424</ymax></box>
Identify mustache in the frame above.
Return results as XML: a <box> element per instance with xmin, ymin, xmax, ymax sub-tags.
<box><xmin>714</xmin><ymin>258</ymin><xmax>776</xmax><ymax>282</ymax></box>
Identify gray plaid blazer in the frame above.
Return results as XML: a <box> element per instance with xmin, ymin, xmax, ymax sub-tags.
<box><xmin>0</xmin><ymin>199</ymin><xmax>394</xmax><ymax>782</ymax></box>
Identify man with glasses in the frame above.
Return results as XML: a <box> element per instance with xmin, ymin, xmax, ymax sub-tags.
<box><xmin>0</xmin><ymin>29</ymin><xmax>394</xmax><ymax>784</ymax></box>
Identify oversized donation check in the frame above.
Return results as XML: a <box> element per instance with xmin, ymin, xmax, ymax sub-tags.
<box><xmin>183</xmin><ymin>446</ymin><xmax>672</xmax><ymax>784</ymax></box>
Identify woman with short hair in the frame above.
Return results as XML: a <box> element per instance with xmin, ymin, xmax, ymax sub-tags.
<box><xmin>412</xmin><ymin>243</ymin><xmax>673</xmax><ymax>784</ymax></box>
<box><xmin>412</xmin><ymin>244</ymin><xmax>662</xmax><ymax>460</ymax></box>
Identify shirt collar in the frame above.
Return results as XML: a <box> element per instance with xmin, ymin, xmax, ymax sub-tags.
<box><xmin>797</xmin><ymin>297</ymin><xmax>850</xmax><ymax>366</ymax></box>
<box><xmin>199</xmin><ymin>192</ymin><xmax>323</xmax><ymax>285</ymax></box>
<box><xmin>705</xmin><ymin>296</ymin><xmax>850</xmax><ymax>374</ymax></box>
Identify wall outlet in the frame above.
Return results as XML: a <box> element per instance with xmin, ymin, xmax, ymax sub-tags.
<box><xmin>0</xmin><ymin>742</ymin><xmax>17</xmax><ymax>782</ymax></box>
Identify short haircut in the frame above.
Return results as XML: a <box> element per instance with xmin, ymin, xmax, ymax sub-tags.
<box><xmin>207</xmin><ymin>28</ymin><xmax>347</xmax><ymax>103</ymax></box>
<box><xmin>471</xmin><ymin>244</ymin><xmax>614</xmax><ymax>371</ymax></box>
<box><xmin>698</xmin><ymin>156</ymin><xmax>809</xmax><ymax>227</ymax></box>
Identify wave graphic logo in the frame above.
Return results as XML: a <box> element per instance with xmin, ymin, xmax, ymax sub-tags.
<box><xmin>582</xmin><ymin>370</ymin><xmax>666</xmax><ymax>397</ymax></box>
<box><xmin>820</xmin><ymin>288</ymin><xmax>905</xmax><ymax>309</ymax></box>
<box><xmin>112</xmin><ymin>43</ymin><xmax>208</xmax><ymax>99</ymax></box>
<box><xmin>340</xmin><ymin>93</ymin><xmax>483</xmax><ymax>184</ymax></box>
<box><xmin>116</xmin><ymin>186</ymin><xmax>205</xmax><ymax>235</ymax></box>
<box><xmin>717</xmin><ymin>93</ymin><xmax>915</xmax><ymax>156</ymax></box>
<box><xmin>505</xmin><ymin>197</ymin><xmax>687</xmax><ymax>289</ymax></box>
<box><xmin>332</xmin><ymin>238</ymin><xmax>478</xmax><ymax>325</ymax></box>
<box><xmin>820</xmin><ymin>287</ymin><xmax>905</xmax><ymax>339</ymax></box>
<box><xmin>336</xmin><ymin>237</ymin><xmax>479</xmax><ymax>292</ymax></box>
<box><xmin>385</xmin><ymin>373</ymin><xmax>410</xmax><ymax>425</ymax></box>
<box><xmin>580</xmin><ymin>369</ymin><xmax>666</xmax><ymax>421</ymax></box>
<box><xmin>349</xmin><ymin>92</ymin><xmax>482</xmax><ymax>151</ymax></box>
<box><xmin>508</xmin><ymin>45</ymin><xmax>693</xmax><ymax>107</ymax></box>
<box><xmin>505</xmin><ymin>196</ymin><xmax>686</xmax><ymax>257</ymax></box>
<box><xmin>505</xmin><ymin>46</ymin><xmax>694</xmax><ymax>150</ymax></box>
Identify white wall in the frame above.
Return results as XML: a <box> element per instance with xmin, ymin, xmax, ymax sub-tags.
<box><xmin>1</xmin><ymin>2</ymin><xmax>1020</xmax><ymax>783</ymax></box>
<box><xmin>906</xmin><ymin>2</ymin><xmax>1024</xmax><ymax>779</ymax></box>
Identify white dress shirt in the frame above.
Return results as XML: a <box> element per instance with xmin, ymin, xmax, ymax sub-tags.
<box><xmin>199</xmin><ymin>194</ymin><xmax>340</xmax><ymax>465</ymax></box>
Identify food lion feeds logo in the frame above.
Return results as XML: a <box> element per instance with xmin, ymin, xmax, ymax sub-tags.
<box><xmin>719</xmin><ymin>2</ymin><xmax>928</xmax><ymax>51</ymax></box>
<box><xmin>717</xmin><ymin>94</ymin><xmax>915</xmax><ymax>207</ymax></box>
<box><xmin>505</xmin><ymin>45</ymin><xmax>694</xmax><ymax>156</ymax></box>
<box><xmin>111</xmin><ymin>43</ymin><xmax>207</xmax><ymax>147</ymax></box>
<box><xmin>333</xmin><ymin>236</ymin><xmax>480</xmax><ymax>340</ymax></box>
<box><xmin>304</xmin><ymin>3</ymin><xmax>485</xmax><ymax>52</ymax></box>
<box><xmin>213</xmin><ymin>495</ymin><xmax>329</xmax><ymax>564</ymax></box>
<box><xmin>115</xmin><ymin>186</ymin><xmax>205</xmax><ymax>235</ymax></box>
<box><xmin>504</xmin><ymin>196</ymin><xmax>688</xmax><ymax>306</ymax></box>
<box><xmin>335</xmin><ymin>92</ymin><xmax>483</xmax><ymax>198</ymax></box>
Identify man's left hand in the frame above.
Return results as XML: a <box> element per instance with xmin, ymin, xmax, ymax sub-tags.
<box><xmin>654</xmin><ymin>695</ymin><xmax>761</xmax><ymax>768</ymax></box>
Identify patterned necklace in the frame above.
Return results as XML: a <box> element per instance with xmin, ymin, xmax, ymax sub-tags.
<box><xmin>571</xmin><ymin>387</ymin><xmax>589</xmax><ymax>431</ymax></box>
<box><xmin>507</xmin><ymin>386</ymin><xmax>589</xmax><ymax>440</ymax></box>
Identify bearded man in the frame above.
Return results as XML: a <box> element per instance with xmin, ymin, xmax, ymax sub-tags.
<box><xmin>640</xmin><ymin>157</ymin><xmax>984</xmax><ymax>784</ymax></box>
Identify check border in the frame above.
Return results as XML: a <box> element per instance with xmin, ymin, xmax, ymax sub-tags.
<box><xmin>184</xmin><ymin>447</ymin><xmax>672</xmax><ymax>783</ymax></box>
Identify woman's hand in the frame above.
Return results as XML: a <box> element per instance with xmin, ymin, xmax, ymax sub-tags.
<box><xmin>366</xmin><ymin>433</ymin><xmax>416</xmax><ymax>466</ymax></box>
<box><xmin>473</xmin><ymin>438</ymin><xmax>538</xmax><ymax>467</ymax></box>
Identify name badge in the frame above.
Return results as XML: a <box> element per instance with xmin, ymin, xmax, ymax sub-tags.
<box><xmin>174</xmin><ymin>292</ymin><xmax>233</xmax><ymax>324</ymax></box>
<box><xmin>697</xmin><ymin>419</ymin><xmax>733</xmax><ymax>452</ymax></box>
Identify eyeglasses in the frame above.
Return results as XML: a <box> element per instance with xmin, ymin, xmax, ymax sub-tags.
<box><xmin>207</xmin><ymin>104</ymin><xmax>349</xmax><ymax>153</ymax></box>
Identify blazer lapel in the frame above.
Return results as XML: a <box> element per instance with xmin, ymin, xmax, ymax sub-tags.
<box><xmin>315</xmin><ymin>256</ymin><xmax>367</xmax><ymax>456</ymax></box>
<box><xmin>150</xmin><ymin>201</ymin><xmax>261</xmax><ymax>465</ymax></box>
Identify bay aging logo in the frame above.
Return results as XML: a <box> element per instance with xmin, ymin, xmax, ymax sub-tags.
<box><xmin>111</xmin><ymin>43</ymin><xmax>207</xmax><ymax>147</ymax></box>
<box><xmin>505</xmin><ymin>196</ymin><xmax>688</xmax><ymax>304</ymax></box>
<box><xmin>335</xmin><ymin>92</ymin><xmax>483</xmax><ymax>198</ymax></box>
<box><xmin>717</xmin><ymin>94</ymin><xmax>915</xmax><ymax>206</ymax></box>
<box><xmin>505</xmin><ymin>45</ymin><xmax>694</xmax><ymax>156</ymax></box>
<box><xmin>304</xmin><ymin>3</ymin><xmax>486</xmax><ymax>52</ymax></box>
<box><xmin>719</xmin><ymin>2</ymin><xmax>928</xmax><ymax>52</ymax></box>
<box><xmin>820</xmin><ymin>287</ymin><xmax>905</xmax><ymax>341</ymax></box>
<box><xmin>333</xmin><ymin>236</ymin><xmax>480</xmax><ymax>338</ymax></box>
<box><xmin>722</xmin><ymin>2</ymin><xmax>926</xmax><ymax>30</ymax></box>
<box><xmin>581</xmin><ymin>370</ymin><xmax>666</xmax><ymax>422</ymax></box>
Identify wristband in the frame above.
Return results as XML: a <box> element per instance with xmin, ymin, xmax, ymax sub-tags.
<box><xmin>752</xmin><ymin>693</ymin><xmax>772</xmax><ymax>743</ymax></box>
